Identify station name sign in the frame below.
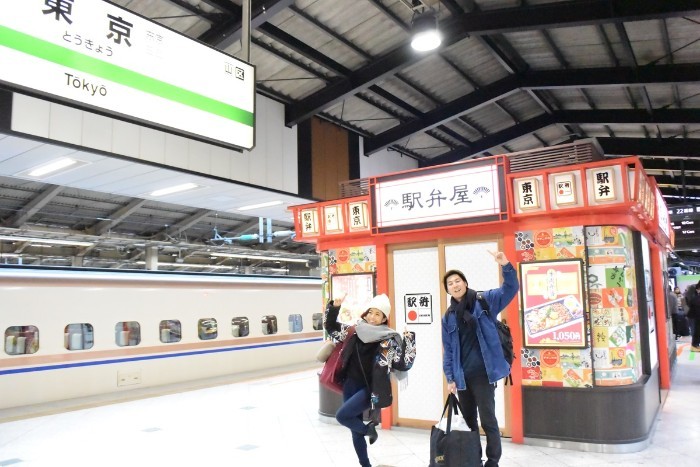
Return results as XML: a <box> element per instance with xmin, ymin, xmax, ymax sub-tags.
<box><xmin>0</xmin><ymin>0</ymin><xmax>255</xmax><ymax>150</ymax></box>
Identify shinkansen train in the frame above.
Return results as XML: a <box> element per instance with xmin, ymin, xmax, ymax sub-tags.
<box><xmin>0</xmin><ymin>266</ymin><xmax>323</xmax><ymax>410</ymax></box>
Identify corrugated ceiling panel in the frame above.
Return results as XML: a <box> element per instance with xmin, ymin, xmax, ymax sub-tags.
<box><xmin>665</xmin><ymin>15</ymin><xmax>700</xmax><ymax>64</ymax></box>
<box><xmin>545</xmin><ymin>25</ymin><xmax>616</xmax><ymax>68</ymax></box>
<box><xmin>495</xmin><ymin>90</ymin><xmax>545</xmax><ymax>123</ymax></box>
<box><xmin>549</xmin><ymin>88</ymin><xmax>595</xmax><ymax>110</ymax></box>
<box><xmin>403</xmin><ymin>132</ymin><xmax>451</xmax><ymax>159</ymax></box>
<box><xmin>536</xmin><ymin>124</ymin><xmax>572</xmax><ymax>145</ymax></box>
<box><xmin>399</xmin><ymin>54</ymin><xmax>474</xmax><ymax>104</ymax></box>
<box><xmin>374</xmin><ymin>77</ymin><xmax>438</xmax><ymax>114</ymax></box>
<box><xmin>271</xmin><ymin>11</ymin><xmax>367</xmax><ymax>71</ymax></box>
<box><xmin>502</xmin><ymin>30</ymin><xmax>561</xmax><ymax>70</ymax></box>
<box><xmin>624</xmin><ymin>20</ymin><xmax>670</xmax><ymax>66</ymax></box>
<box><xmin>500</xmin><ymin>133</ymin><xmax>544</xmax><ymax>153</ymax></box>
<box><xmin>303</xmin><ymin>0</ymin><xmax>409</xmax><ymax>57</ymax></box>
<box><xmin>250</xmin><ymin>45</ymin><xmax>326</xmax><ymax>100</ymax></box>
<box><xmin>640</xmin><ymin>84</ymin><xmax>676</xmax><ymax>109</ymax></box>
<box><xmin>548</xmin><ymin>88</ymin><xmax>626</xmax><ymax>110</ymax></box>
<box><xmin>462</xmin><ymin>104</ymin><xmax>514</xmax><ymax>135</ymax></box>
<box><xmin>324</xmin><ymin>97</ymin><xmax>398</xmax><ymax>135</ymax></box>
<box><xmin>679</xmin><ymin>84</ymin><xmax>700</xmax><ymax>107</ymax></box>
<box><xmin>442</xmin><ymin>36</ymin><xmax>512</xmax><ymax>86</ymax></box>
<box><xmin>442</xmin><ymin>119</ymin><xmax>483</xmax><ymax>142</ymax></box>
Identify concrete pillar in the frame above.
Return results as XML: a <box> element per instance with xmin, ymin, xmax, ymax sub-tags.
<box><xmin>145</xmin><ymin>246</ymin><xmax>158</xmax><ymax>270</ymax></box>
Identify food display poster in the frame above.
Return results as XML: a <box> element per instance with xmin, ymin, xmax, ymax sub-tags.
<box><xmin>330</xmin><ymin>272</ymin><xmax>375</xmax><ymax>324</ymax></box>
<box><xmin>520</xmin><ymin>259</ymin><xmax>587</xmax><ymax>348</ymax></box>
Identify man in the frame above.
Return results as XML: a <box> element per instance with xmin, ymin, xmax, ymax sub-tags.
<box><xmin>441</xmin><ymin>250</ymin><xmax>519</xmax><ymax>467</ymax></box>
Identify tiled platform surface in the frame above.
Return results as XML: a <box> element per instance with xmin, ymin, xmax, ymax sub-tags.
<box><xmin>1</xmin><ymin>339</ymin><xmax>698</xmax><ymax>467</ymax></box>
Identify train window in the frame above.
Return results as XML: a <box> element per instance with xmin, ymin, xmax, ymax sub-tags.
<box><xmin>262</xmin><ymin>315</ymin><xmax>278</xmax><ymax>335</ymax></box>
<box><xmin>198</xmin><ymin>318</ymin><xmax>218</xmax><ymax>340</ymax></box>
<box><xmin>288</xmin><ymin>314</ymin><xmax>303</xmax><ymax>333</ymax></box>
<box><xmin>231</xmin><ymin>317</ymin><xmax>249</xmax><ymax>337</ymax></box>
<box><xmin>64</xmin><ymin>323</ymin><xmax>94</xmax><ymax>350</ymax></box>
<box><xmin>5</xmin><ymin>325</ymin><xmax>39</xmax><ymax>355</ymax></box>
<box><xmin>312</xmin><ymin>313</ymin><xmax>323</xmax><ymax>330</ymax></box>
<box><xmin>160</xmin><ymin>320</ymin><xmax>182</xmax><ymax>343</ymax></box>
<box><xmin>115</xmin><ymin>321</ymin><xmax>141</xmax><ymax>347</ymax></box>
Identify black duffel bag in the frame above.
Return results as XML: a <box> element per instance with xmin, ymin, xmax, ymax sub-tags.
<box><xmin>429</xmin><ymin>393</ymin><xmax>482</xmax><ymax>467</ymax></box>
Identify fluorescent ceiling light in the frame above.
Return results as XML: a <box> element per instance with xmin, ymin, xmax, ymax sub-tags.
<box><xmin>19</xmin><ymin>157</ymin><xmax>89</xmax><ymax>179</ymax></box>
<box><xmin>150</xmin><ymin>183</ymin><xmax>200</xmax><ymax>197</ymax></box>
<box><xmin>237</xmin><ymin>200</ymin><xmax>283</xmax><ymax>211</ymax></box>
<box><xmin>0</xmin><ymin>235</ymin><xmax>93</xmax><ymax>246</ymax></box>
<box><xmin>209</xmin><ymin>252</ymin><xmax>309</xmax><ymax>263</ymax></box>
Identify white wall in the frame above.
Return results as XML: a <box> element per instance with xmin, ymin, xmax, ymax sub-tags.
<box><xmin>359</xmin><ymin>139</ymin><xmax>419</xmax><ymax>178</ymax></box>
<box><xmin>11</xmin><ymin>93</ymin><xmax>298</xmax><ymax>194</ymax></box>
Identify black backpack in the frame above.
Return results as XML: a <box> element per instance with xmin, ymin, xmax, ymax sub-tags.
<box><xmin>477</xmin><ymin>292</ymin><xmax>514</xmax><ymax>384</ymax></box>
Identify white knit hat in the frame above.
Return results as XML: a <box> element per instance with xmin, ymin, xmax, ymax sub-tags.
<box><xmin>365</xmin><ymin>293</ymin><xmax>391</xmax><ymax>318</ymax></box>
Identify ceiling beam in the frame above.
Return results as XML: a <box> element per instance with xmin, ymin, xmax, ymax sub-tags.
<box><xmin>443</xmin><ymin>0</ymin><xmax>700</xmax><ymax>37</ymax></box>
<box><xmin>257</xmin><ymin>23</ymin><xmax>351</xmax><ymax>76</ymax></box>
<box><xmin>198</xmin><ymin>0</ymin><xmax>296</xmax><ymax>49</ymax></box>
<box><xmin>431</xmin><ymin>114</ymin><xmax>554</xmax><ymax>164</ymax></box>
<box><xmin>637</xmin><ymin>159</ymin><xmax>700</xmax><ymax>171</ymax></box>
<box><xmin>285</xmin><ymin>0</ymin><xmax>700</xmax><ymax>127</ymax></box>
<box><xmin>598</xmin><ymin>138</ymin><xmax>700</xmax><ymax>158</ymax></box>
<box><xmin>157</xmin><ymin>209</ymin><xmax>215</xmax><ymax>239</ymax></box>
<box><xmin>363</xmin><ymin>64</ymin><xmax>700</xmax><ymax>154</ymax></box>
<box><xmin>89</xmin><ymin>199</ymin><xmax>147</xmax><ymax>236</ymax></box>
<box><xmin>429</xmin><ymin>107</ymin><xmax>700</xmax><ymax>165</ymax></box>
<box><xmin>3</xmin><ymin>184</ymin><xmax>63</xmax><ymax>228</ymax></box>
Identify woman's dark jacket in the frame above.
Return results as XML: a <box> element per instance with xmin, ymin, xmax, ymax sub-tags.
<box><xmin>324</xmin><ymin>302</ymin><xmax>416</xmax><ymax>410</ymax></box>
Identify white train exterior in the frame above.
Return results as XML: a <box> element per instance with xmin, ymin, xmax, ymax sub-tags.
<box><xmin>0</xmin><ymin>267</ymin><xmax>323</xmax><ymax>410</ymax></box>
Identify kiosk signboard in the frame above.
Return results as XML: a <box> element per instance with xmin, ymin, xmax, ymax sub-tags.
<box><xmin>371</xmin><ymin>158</ymin><xmax>506</xmax><ymax>233</ymax></box>
<box><xmin>0</xmin><ymin>0</ymin><xmax>255</xmax><ymax>150</ymax></box>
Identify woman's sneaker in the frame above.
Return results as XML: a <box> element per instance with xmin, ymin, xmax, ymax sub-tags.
<box><xmin>691</xmin><ymin>346</ymin><xmax>700</xmax><ymax>352</ymax></box>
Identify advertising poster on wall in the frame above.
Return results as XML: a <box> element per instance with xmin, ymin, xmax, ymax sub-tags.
<box><xmin>520</xmin><ymin>259</ymin><xmax>587</xmax><ymax>348</ymax></box>
<box><xmin>330</xmin><ymin>272</ymin><xmax>375</xmax><ymax>324</ymax></box>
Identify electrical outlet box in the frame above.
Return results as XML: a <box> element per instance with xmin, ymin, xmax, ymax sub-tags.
<box><xmin>117</xmin><ymin>371</ymin><xmax>142</xmax><ymax>386</ymax></box>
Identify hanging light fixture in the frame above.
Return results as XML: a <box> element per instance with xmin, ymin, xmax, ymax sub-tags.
<box><xmin>410</xmin><ymin>11</ymin><xmax>441</xmax><ymax>52</ymax></box>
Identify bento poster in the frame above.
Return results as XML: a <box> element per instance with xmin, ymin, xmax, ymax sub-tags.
<box><xmin>519</xmin><ymin>259</ymin><xmax>587</xmax><ymax>348</ymax></box>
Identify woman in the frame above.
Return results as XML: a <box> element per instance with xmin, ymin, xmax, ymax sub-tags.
<box><xmin>325</xmin><ymin>293</ymin><xmax>416</xmax><ymax>467</ymax></box>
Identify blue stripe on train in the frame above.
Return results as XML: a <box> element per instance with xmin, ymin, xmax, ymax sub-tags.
<box><xmin>0</xmin><ymin>337</ymin><xmax>323</xmax><ymax>375</ymax></box>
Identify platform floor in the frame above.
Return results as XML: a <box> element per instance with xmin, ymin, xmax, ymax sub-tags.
<box><xmin>1</xmin><ymin>339</ymin><xmax>699</xmax><ymax>467</ymax></box>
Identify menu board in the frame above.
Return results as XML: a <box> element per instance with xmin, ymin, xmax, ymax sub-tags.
<box><xmin>520</xmin><ymin>259</ymin><xmax>587</xmax><ymax>348</ymax></box>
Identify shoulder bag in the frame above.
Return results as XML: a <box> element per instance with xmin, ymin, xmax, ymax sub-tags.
<box><xmin>319</xmin><ymin>327</ymin><xmax>355</xmax><ymax>393</ymax></box>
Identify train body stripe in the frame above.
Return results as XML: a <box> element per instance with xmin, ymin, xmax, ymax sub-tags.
<box><xmin>0</xmin><ymin>337</ymin><xmax>323</xmax><ymax>376</ymax></box>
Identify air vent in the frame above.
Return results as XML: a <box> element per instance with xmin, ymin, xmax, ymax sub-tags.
<box><xmin>507</xmin><ymin>139</ymin><xmax>604</xmax><ymax>173</ymax></box>
<box><xmin>339</xmin><ymin>178</ymin><xmax>370</xmax><ymax>198</ymax></box>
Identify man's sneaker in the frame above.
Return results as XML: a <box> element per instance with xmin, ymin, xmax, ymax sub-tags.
<box><xmin>691</xmin><ymin>346</ymin><xmax>700</xmax><ymax>352</ymax></box>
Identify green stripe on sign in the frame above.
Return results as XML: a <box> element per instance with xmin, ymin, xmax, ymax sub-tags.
<box><xmin>0</xmin><ymin>25</ymin><xmax>253</xmax><ymax>127</ymax></box>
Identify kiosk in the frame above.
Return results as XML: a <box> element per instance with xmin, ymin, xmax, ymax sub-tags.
<box><xmin>293</xmin><ymin>141</ymin><xmax>674</xmax><ymax>452</ymax></box>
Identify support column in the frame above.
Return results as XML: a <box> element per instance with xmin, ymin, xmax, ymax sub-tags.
<box><xmin>145</xmin><ymin>246</ymin><xmax>158</xmax><ymax>270</ymax></box>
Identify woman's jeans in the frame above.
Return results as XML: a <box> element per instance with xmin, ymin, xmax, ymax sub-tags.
<box><xmin>458</xmin><ymin>374</ymin><xmax>501</xmax><ymax>467</ymax></box>
<box><xmin>336</xmin><ymin>378</ymin><xmax>371</xmax><ymax>467</ymax></box>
